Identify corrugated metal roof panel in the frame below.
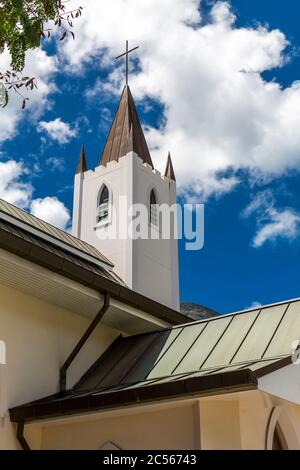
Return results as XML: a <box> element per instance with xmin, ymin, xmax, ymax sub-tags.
<box><xmin>147</xmin><ymin>323</ymin><xmax>207</xmax><ymax>379</ymax></box>
<box><xmin>74</xmin><ymin>337</ymin><xmax>137</xmax><ymax>392</ymax></box>
<box><xmin>174</xmin><ymin>316</ymin><xmax>232</xmax><ymax>374</ymax></box>
<box><xmin>75</xmin><ymin>356</ymin><xmax>288</xmax><ymax>397</ymax></box>
<box><xmin>99</xmin><ymin>333</ymin><xmax>159</xmax><ymax>388</ymax></box>
<box><xmin>73</xmin><ymin>299</ymin><xmax>297</xmax><ymax>393</ymax></box>
<box><xmin>203</xmin><ymin>309</ymin><xmax>260</xmax><ymax>369</ymax></box>
<box><xmin>119</xmin><ymin>329</ymin><xmax>182</xmax><ymax>384</ymax></box>
<box><xmin>263</xmin><ymin>301</ymin><xmax>300</xmax><ymax>358</ymax></box>
<box><xmin>232</xmin><ymin>304</ymin><xmax>287</xmax><ymax>363</ymax></box>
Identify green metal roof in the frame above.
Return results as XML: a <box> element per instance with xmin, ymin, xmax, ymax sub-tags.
<box><xmin>10</xmin><ymin>299</ymin><xmax>297</xmax><ymax>423</ymax></box>
<box><xmin>74</xmin><ymin>298</ymin><xmax>298</xmax><ymax>392</ymax></box>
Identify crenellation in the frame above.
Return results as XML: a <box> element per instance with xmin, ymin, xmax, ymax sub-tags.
<box><xmin>82</xmin><ymin>169</ymin><xmax>94</xmax><ymax>179</ymax></box>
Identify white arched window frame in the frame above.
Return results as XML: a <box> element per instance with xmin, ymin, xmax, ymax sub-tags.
<box><xmin>266</xmin><ymin>407</ymin><xmax>300</xmax><ymax>450</ymax></box>
<box><xmin>149</xmin><ymin>188</ymin><xmax>159</xmax><ymax>227</ymax></box>
<box><xmin>272</xmin><ymin>423</ymin><xmax>288</xmax><ymax>450</ymax></box>
<box><xmin>96</xmin><ymin>183</ymin><xmax>112</xmax><ymax>226</ymax></box>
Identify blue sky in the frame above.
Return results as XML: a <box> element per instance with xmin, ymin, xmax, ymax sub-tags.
<box><xmin>181</xmin><ymin>0</ymin><xmax>300</xmax><ymax>312</ymax></box>
<box><xmin>1</xmin><ymin>0</ymin><xmax>300</xmax><ymax>314</ymax></box>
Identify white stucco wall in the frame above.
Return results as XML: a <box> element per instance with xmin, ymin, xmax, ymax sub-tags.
<box><xmin>37</xmin><ymin>404</ymin><xmax>197</xmax><ymax>450</ymax></box>
<box><xmin>0</xmin><ymin>283</ymin><xmax>119</xmax><ymax>450</ymax></box>
<box><xmin>73</xmin><ymin>155</ymin><xmax>133</xmax><ymax>286</ymax></box>
<box><xmin>200</xmin><ymin>400</ymin><xmax>242</xmax><ymax>450</ymax></box>
<box><xmin>258</xmin><ymin>364</ymin><xmax>300</xmax><ymax>405</ymax></box>
<box><xmin>25</xmin><ymin>392</ymin><xmax>300</xmax><ymax>450</ymax></box>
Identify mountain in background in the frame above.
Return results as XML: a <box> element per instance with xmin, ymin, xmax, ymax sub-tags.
<box><xmin>180</xmin><ymin>302</ymin><xmax>219</xmax><ymax>321</ymax></box>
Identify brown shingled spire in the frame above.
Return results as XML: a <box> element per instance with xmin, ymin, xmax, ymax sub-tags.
<box><xmin>99</xmin><ymin>85</ymin><xmax>153</xmax><ymax>168</ymax></box>
<box><xmin>164</xmin><ymin>152</ymin><xmax>176</xmax><ymax>181</ymax></box>
<box><xmin>76</xmin><ymin>146</ymin><xmax>88</xmax><ymax>174</ymax></box>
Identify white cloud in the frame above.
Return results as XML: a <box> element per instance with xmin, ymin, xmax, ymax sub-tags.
<box><xmin>0</xmin><ymin>160</ymin><xmax>32</xmax><ymax>208</ymax></box>
<box><xmin>248</xmin><ymin>301</ymin><xmax>262</xmax><ymax>309</ymax></box>
<box><xmin>46</xmin><ymin>156</ymin><xmax>64</xmax><ymax>172</ymax></box>
<box><xmin>0</xmin><ymin>48</ymin><xmax>57</xmax><ymax>142</ymax></box>
<box><xmin>30</xmin><ymin>197</ymin><xmax>71</xmax><ymax>230</ymax></box>
<box><xmin>211</xmin><ymin>1</ymin><xmax>236</xmax><ymax>25</ymax></box>
<box><xmin>61</xmin><ymin>0</ymin><xmax>300</xmax><ymax>198</ymax></box>
<box><xmin>253</xmin><ymin>209</ymin><xmax>300</xmax><ymax>248</ymax></box>
<box><xmin>0</xmin><ymin>159</ymin><xmax>70</xmax><ymax>230</ymax></box>
<box><xmin>38</xmin><ymin>118</ymin><xmax>77</xmax><ymax>144</ymax></box>
<box><xmin>243</xmin><ymin>190</ymin><xmax>300</xmax><ymax>247</ymax></box>
<box><xmin>243</xmin><ymin>190</ymin><xmax>273</xmax><ymax>218</ymax></box>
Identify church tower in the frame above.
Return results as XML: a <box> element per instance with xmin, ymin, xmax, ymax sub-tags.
<box><xmin>72</xmin><ymin>84</ymin><xmax>179</xmax><ymax>311</ymax></box>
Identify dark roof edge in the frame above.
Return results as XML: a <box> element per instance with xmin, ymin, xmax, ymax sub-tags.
<box><xmin>0</xmin><ymin>225</ymin><xmax>188</xmax><ymax>326</ymax></box>
<box><xmin>253</xmin><ymin>355</ymin><xmax>293</xmax><ymax>379</ymax></box>
<box><xmin>0</xmin><ymin>201</ymin><xmax>114</xmax><ymax>269</ymax></box>
<box><xmin>9</xmin><ymin>369</ymin><xmax>257</xmax><ymax>423</ymax></box>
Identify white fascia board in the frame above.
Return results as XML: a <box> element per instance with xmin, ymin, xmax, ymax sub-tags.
<box><xmin>110</xmin><ymin>298</ymin><xmax>171</xmax><ymax>329</ymax></box>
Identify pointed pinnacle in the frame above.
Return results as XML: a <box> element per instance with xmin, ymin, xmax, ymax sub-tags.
<box><xmin>76</xmin><ymin>146</ymin><xmax>88</xmax><ymax>174</ymax></box>
<box><xmin>164</xmin><ymin>152</ymin><xmax>176</xmax><ymax>181</ymax></box>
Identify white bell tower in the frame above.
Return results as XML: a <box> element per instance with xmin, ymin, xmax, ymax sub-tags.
<box><xmin>72</xmin><ymin>85</ymin><xmax>179</xmax><ymax>311</ymax></box>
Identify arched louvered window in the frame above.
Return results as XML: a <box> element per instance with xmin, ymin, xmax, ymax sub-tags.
<box><xmin>150</xmin><ymin>189</ymin><xmax>158</xmax><ymax>226</ymax></box>
<box><xmin>97</xmin><ymin>185</ymin><xmax>110</xmax><ymax>224</ymax></box>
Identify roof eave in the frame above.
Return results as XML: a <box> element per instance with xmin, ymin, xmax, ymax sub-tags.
<box><xmin>0</xmin><ymin>223</ymin><xmax>189</xmax><ymax>326</ymax></box>
<box><xmin>0</xmin><ymin>209</ymin><xmax>114</xmax><ymax>270</ymax></box>
<box><xmin>253</xmin><ymin>355</ymin><xmax>293</xmax><ymax>379</ymax></box>
<box><xmin>9</xmin><ymin>369</ymin><xmax>257</xmax><ymax>424</ymax></box>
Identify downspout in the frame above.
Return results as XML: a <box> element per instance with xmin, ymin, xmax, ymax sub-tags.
<box><xmin>17</xmin><ymin>421</ymin><xmax>31</xmax><ymax>450</ymax></box>
<box><xmin>60</xmin><ymin>293</ymin><xmax>110</xmax><ymax>392</ymax></box>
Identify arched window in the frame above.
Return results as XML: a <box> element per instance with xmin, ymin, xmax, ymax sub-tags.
<box><xmin>97</xmin><ymin>185</ymin><xmax>110</xmax><ymax>224</ymax></box>
<box><xmin>150</xmin><ymin>189</ymin><xmax>158</xmax><ymax>226</ymax></box>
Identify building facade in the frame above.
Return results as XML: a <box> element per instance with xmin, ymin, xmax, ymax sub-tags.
<box><xmin>0</xmin><ymin>84</ymin><xmax>300</xmax><ymax>450</ymax></box>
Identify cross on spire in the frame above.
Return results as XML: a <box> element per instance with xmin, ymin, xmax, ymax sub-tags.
<box><xmin>115</xmin><ymin>40</ymin><xmax>139</xmax><ymax>85</ymax></box>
